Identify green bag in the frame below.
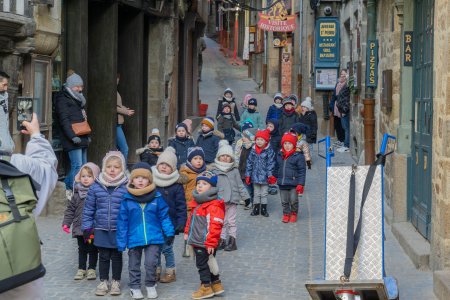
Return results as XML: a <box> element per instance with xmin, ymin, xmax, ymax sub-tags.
<box><xmin>0</xmin><ymin>159</ymin><xmax>45</xmax><ymax>293</ymax></box>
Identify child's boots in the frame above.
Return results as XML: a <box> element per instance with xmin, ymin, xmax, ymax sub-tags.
<box><xmin>224</xmin><ymin>237</ymin><xmax>237</xmax><ymax>251</ymax></box>
<box><xmin>250</xmin><ymin>203</ymin><xmax>260</xmax><ymax>216</ymax></box>
<box><xmin>282</xmin><ymin>214</ymin><xmax>290</xmax><ymax>223</ymax></box>
<box><xmin>211</xmin><ymin>280</ymin><xmax>225</xmax><ymax>295</ymax></box>
<box><xmin>160</xmin><ymin>268</ymin><xmax>176</xmax><ymax>283</ymax></box>
<box><xmin>217</xmin><ymin>238</ymin><xmax>227</xmax><ymax>250</ymax></box>
<box><xmin>260</xmin><ymin>204</ymin><xmax>269</xmax><ymax>217</ymax></box>
<box><xmin>192</xmin><ymin>284</ymin><xmax>215</xmax><ymax>299</ymax></box>
<box><xmin>290</xmin><ymin>212</ymin><xmax>298</xmax><ymax>223</ymax></box>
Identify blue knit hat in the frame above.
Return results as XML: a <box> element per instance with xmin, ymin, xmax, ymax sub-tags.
<box><xmin>196</xmin><ymin>171</ymin><xmax>218</xmax><ymax>187</ymax></box>
<box><xmin>187</xmin><ymin>146</ymin><xmax>205</xmax><ymax>162</ymax></box>
<box><xmin>248</xmin><ymin>98</ymin><xmax>257</xmax><ymax>106</ymax></box>
<box><xmin>241</xmin><ymin>120</ymin><xmax>254</xmax><ymax>132</ymax></box>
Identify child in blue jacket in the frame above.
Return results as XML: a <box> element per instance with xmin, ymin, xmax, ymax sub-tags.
<box><xmin>266</xmin><ymin>93</ymin><xmax>284</xmax><ymax>122</ymax></box>
<box><xmin>116</xmin><ymin>162</ymin><xmax>175</xmax><ymax>299</ymax></box>
<box><xmin>196</xmin><ymin>117</ymin><xmax>221</xmax><ymax>164</ymax></box>
<box><xmin>168</xmin><ymin>122</ymin><xmax>195</xmax><ymax>169</ymax></box>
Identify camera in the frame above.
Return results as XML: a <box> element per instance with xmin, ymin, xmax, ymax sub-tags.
<box><xmin>324</xmin><ymin>6</ymin><xmax>332</xmax><ymax>16</ymax></box>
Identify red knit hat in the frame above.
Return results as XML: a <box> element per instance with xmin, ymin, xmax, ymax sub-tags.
<box><xmin>281</xmin><ymin>132</ymin><xmax>298</xmax><ymax>147</ymax></box>
<box><xmin>255</xmin><ymin>129</ymin><xmax>271</xmax><ymax>143</ymax></box>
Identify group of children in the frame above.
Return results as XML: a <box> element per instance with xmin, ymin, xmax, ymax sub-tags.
<box><xmin>61</xmin><ymin>88</ymin><xmax>318</xmax><ymax>299</ymax></box>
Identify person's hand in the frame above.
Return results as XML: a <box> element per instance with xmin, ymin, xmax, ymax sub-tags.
<box><xmin>184</xmin><ymin>233</ymin><xmax>188</xmax><ymax>241</ymax></box>
<box><xmin>62</xmin><ymin>224</ymin><xmax>70</xmax><ymax>234</ymax></box>
<box><xmin>165</xmin><ymin>236</ymin><xmax>174</xmax><ymax>246</ymax></box>
<box><xmin>267</xmin><ymin>176</ymin><xmax>277</xmax><ymax>185</ymax></box>
<box><xmin>306</xmin><ymin>160</ymin><xmax>312</xmax><ymax>169</ymax></box>
<box><xmin>245</xmin><ymin>176</ymin><xmax>251</xmax><ymax>185</ymax></box>
<box><xmin>72</xmin><ymin>137</ymin><xmax>81</xmax><ymax>144</ymax></box>
<box><xmin>127</xmin><ymin>109</ymin><xmax>135</xmax><ymax>116</ymax></box>
<box><xmin>207</xmin><ymin>247</ymin><xmax>215</xmax><ymax>254</ymax></box>
<box><xmin>20</xmin><ymin>113</ymin><xmax>40</xmax><ymax>136</ymax></box>
<box><xmin>296</xmin><ymin>184</ymin><xmax>304</xmax><ymax>195</ymax></box>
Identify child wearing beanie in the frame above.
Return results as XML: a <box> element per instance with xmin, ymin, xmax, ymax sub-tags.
<box><xmin>168</xmin><ymin>122</ymin><xmax>196</xmax><ymax>169</ymax></box>
<box><xmin>299</xmin><ymin>97</ymin><xmax>318</xmax><ymax>148</ymax></box>
<box><xmin>266</xmin><ymin>92</ymin><xmax>284</xmax><ymax>122</ymax></box>
<box><xmin>116</xmin><ymin>162</ymin><xmax>175</xmax><ymax>299</ymax></box>
<box><xmin>279</xmin><ymin>97</ymin><xmax>300</xmax><ymax>135</ymax></box>
<box><xmin>245</xmin><ymin>129</ymin><xmax>276</xmax><ymax>217</ymax></box>
<box><xmin>217</xmin><ymin>103</ymin><xmax>240</xmax><ymax>145</ymax></box>
<box><xmin>136</xmin><ymin>128</ymin><xmax>164</xmax><ymax>167</ymax></box>
<box><xmin>82</xmin><ymin>151</ymin><xmax>128</xmax><ymax>296</ymax></box>
<box><xmin>289</xmin><ymin>123</ymin><xmax>312</xmax><ymax>169</ymax></box>
<box><xmin>276</xmin><ymin>133</ymin><xmax>306</xmax><ymax>223</ymax></box>
<box><xmin>216</xmin><ymin>87</ymin><xmax>240</xmax><ymax>121</ymax></box>
<box><xmin>63</xmin><ymin>162</ymin><xmax>100</xmax><ymax>281</ymax></box>
<box><xmin>210</xmin><ymin>140</ymin><xmax>250</xmax><ymax>251</ymax></box>
<box><xmin>184</xmin><ymin>171</ymin><xmax>225</xmax><ymax>299</ymax></box>
<box><xmin>240</xmin><ymin>98</ymin><xmax>264</xmax><ymax>129</ymax></box>
<box><xmin>151</xmin><ymin>147</ymin><xmax>187</xmax><ymax>283</ymax></box>
<box><xmin>196</xmin><ymin>117</ymin><xmax>220</xmax><ymax>164</ymax></box>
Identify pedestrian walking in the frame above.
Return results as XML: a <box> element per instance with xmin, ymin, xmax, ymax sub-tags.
<box><xmin>62</xmin><ymin>162</ymin><xmax>100</xmax><ymax>281</ymax></box>
<box><xmin>210</xmin><ymin>140</ymin><xmax>250</xmax><ymax>252</ymax></box>
<box><xmin>184</xmin><ymin>171</ymin><xmax>225</xmax><ymax>300</ymax></box>
<box><xmin>334</xmin><ymin>69</ymin><xmax>351</xmax><ymax>152</ymax></box>
<box><xmin>276</xmin><ymin>133</ymin><xmax>306</xmax><ymax>223</ymax></box>
<box><xmin>278</xmin><ymin>97</ymin><xmax>300</xmax><ymax>135</ymax></box>
<box><xmin>53</xmin><ymin>72</ymin><xmax>90</xmax><ymax>194</ymax></box>
<box><xmin>136</xmin><ymin>128</ymin><xmax>163</xmax><ymax>167</ymax></box>
<box><xmin>196</xmin><ymin>117</ymin><xmax>220</xmax><ymax>164</ymax></box>
<box><xmin>82</xmin><ymin>151</ymin><xmax>128</xmax><ymax>296</ymax></box>
<box><xmin>116</xmin><ymin>162</ymin><xmax>175</xmax><ymax>299</ymax></box>
<box><xmin>216</xmin><ymin>88</ymin><xmax>240</xmax><ymax>121</ymax></box>
<box><xmin>116</xmin><ymin>74</ymin><xmax>135</xmax><ymax>164</ymax></box>
<box><xmin>265</xmin><ymin>92</ymin><xmax>284</xmax><ymax>122</ymax></box>
<box><xmin>198</xmin><ymin>37</ymin><xmax>206</xmax><ymax>81</ymax></box>
<box><xmin>217</xmin><ymin>102</ymin><xmax>240</xmax><ymax>145</ymax></box>
<box><xmin>299</xmin><ymin>97</ymin><xmax>318</xmax><ymax>150</ymax></box>
<box><xmin>151</xmin><ymin>147</ymin><xmax>187</xmax><ymax>283</ymax></box>
<box><xmin>168</xmin><ymin>122</ymin><xmax>195</xmax><ymax>169</ymax></box>
<box><xmin>235</xmin><ymin>121</ymin><xmax>256</xmax><ymax>209</ymax></box>
<box><xmin>240</xmin><ymin>98</ymin><xmax>264</xmax><ymax>129</ymax></box>
<box><xmin>245</xmin><ymin>129</ymin><xmax>276</xmax><ymax>217</ymax></box>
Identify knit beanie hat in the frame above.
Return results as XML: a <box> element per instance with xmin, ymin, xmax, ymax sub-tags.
<box><xmin>66</xmin><ymin>73</ymin><xmax>84</xmax><ymax>88</ymax></box>
<box><xmin>175</xmin><ymin>122</ymin><xmax>188</xmax><ymax>132</ymax></box>
<box><xmin>301</xmin><ymin>97</ymin><xmax>314</xmax><ymax>110</ymax></box>
<box><xmin>273</xmin><ymin>93</ymin><xmax>283</xmax><ymax>102</ymax></box>
<box><xmin>281</xmin><ymin>132</ymin><xmax>298</xmax><ymax>147</ymax></box>
<box><xmin>241</xmin><ymin>120</ymin><xmax>254</xmax><ymax>132</ymax></box>
<box><xmin>288</xmin><ymin>94</ymin><xmax>298</xmax><ymax>106</ymax></box>
<box><xmin>201</xmin><ymin>116</ymin><xmax>215</xmax><ymax>130</ymax></box>
<box><xmin>196</xmin><ymin>170</ymin><xmax>218</xmax><ymax>187</ymax></box>
<box><xmin>75</xmin><ymin>162</ymin><xmax>101</xmax><ymax>182</ymax></box>
<box><xmin>216</xmin><ymin>140</ymin><xmax>234</xmax><ymax>160</ymax></box>
<box><xmin>282</xmin><ymin>97</ymin><xmax>295</xmax><ymax>107</ymax></box>
<box><xmin>187</xmin><ymin>146</ymin><xmax>205</xmax><ymax>162</ymax></box>
<box><xmin>223</xmin><ymin>88</ymin><xmax>233</xmax><ymax>97</ymax></box>
<box><xmin>248</xmin><ymin>98</ymin><xmax>257</xmax><ymax>106</ymax></box>
<box><xmin>182</xmin><ymin>118</ymin><xmax>193</xmax><ymax>134</ymax></box>
<box><xmin>221</xmin><ymin>102</ymin><xmax>231</xmax><ymax>111</ymax></box>
<box><xmin>242</xmin><ymin>128</ymin><xmax>257</xmax><ymax>140</ymax></box>
<box><xmin>129</xmin><ymin>162</ymin><xmax>153</xmax><ymax>182</ymax></box>
<box><xmin>156</xmin><ymin>146</ymin><xmax>177</xmax><ymax>171</ymax></box>
<box><xmin>102</xmin><ymin>151</ymin><xmax>126</xmax><ymax>173</ymax></box>
<box><xmin>255</xmin><ymin>129</ymin><xmax>271</xmax><ymax>144</ymax></box>
<box><xmin>147</xmin><ymin>128</ymin><xmax>161</xmax><ymax>144</ymax></box>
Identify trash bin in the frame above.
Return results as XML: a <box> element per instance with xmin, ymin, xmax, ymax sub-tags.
<box><xmin>199</xmin><ymin>103</ymin><xmax>208</xmax><ymax>117</ymax></box>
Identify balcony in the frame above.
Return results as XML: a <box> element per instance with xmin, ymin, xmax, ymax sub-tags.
<box><xmin>0</xmin><ymin>0</ymin><xmax>35</xmax><ymax>53</ymax></box>
<box><xmin>1</xmin><ymin>0</ymin><xmax>33</xmax><ymax>17</ymax></box>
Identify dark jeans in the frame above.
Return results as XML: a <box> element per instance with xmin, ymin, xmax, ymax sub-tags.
<box><xmin>128</xmin><ymin>245</ymin><xmax>160</xmax><ymax>289</ymax></box>
<box><xmin>334</xmin><ymin>115</ymin><xmax>345</xmax><ymax>143</ymax></box>
<box><xmin>98</xmin><ymin>247</ymin><xmax>123</xmax><ymax>281</ymax></box>
<box><xmin>77</xmin><ymin>236</ymin><xmax>98</xmax><ymax>270</ymax></box>
<box><xmin>194</xmin><ymin>247</ymin><xmax>220</xmax><ymax>284</ymax></box>
<box><xmin>340</xmin><ymin>114</ymin><xmax>350</xmax><ymax>148</ymax></box>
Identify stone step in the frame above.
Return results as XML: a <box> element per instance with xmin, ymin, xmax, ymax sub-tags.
<box><xmin>433</xmin><ymin>271</ymin><xmax>450</xmax><ymax>300</ymax></box>
<box><xmin>391</xmin><ymin>222</ymin><xmax>430</xmax><ymax>270</ymax></box>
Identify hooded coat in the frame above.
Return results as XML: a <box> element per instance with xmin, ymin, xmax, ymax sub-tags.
<box><xmin>267</xmin><ymin>119</ymin><xmax>281</xmax><ymax>154</ymax></box>
<box><xmin>299</xmin><ymin>111</ymin><xmax>318</xmax><ymax>143</ymax></box>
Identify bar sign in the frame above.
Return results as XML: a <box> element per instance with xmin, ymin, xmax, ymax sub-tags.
<box><xmin>404</xmin><ymin>31</ymin><xmax>413</xmax><ymax>66</ymax></box>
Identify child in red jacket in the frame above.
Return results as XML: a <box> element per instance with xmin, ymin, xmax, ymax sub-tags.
<box><xmin>184</xmin><ymin>171</ymin><xmax>225</xmax><ymax>299</ymax></box>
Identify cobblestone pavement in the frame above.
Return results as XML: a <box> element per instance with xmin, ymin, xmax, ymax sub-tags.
<box><xmin>37</xmin><ymin>38</ymin><xmax>435</xmax><ymax>300</ymax></box>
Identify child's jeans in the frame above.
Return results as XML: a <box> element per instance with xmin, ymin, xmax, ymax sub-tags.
<box><xmin>77</xmin><ymin>236</ymin><xmax>98</xmax><ymax>270</ymax></box>
<box><xmin>157</xmin><ymin>240</ymin><xmax>175</xmax><ymax>269</ymax></box>
<box><xmin>253</xmin><ymin>184</ymin><xmax>268</xmax><ymax>204</ymax></box>
<box><xmin>98</xmin><ymin>247</ymin><xmax>122</xmax><ymax>281</ymax></box>
<box><xmin>279</xmin><ymin>188</ymin><xmax>299</xmax><ymax>214</ymax></box>
<box><xmin>128</xmin><ymin>245</ymin><xmax>160</xmax><ymax>289</ymax></box>
<box><xmin>193</xmin><ymin>247</ymin><xmax>220</xmax><ymax>284</ymax></box>
<box><xmin>220</xmin><ymin>203</ymin><xmax>237</xmax><ymax>239</ymax></box>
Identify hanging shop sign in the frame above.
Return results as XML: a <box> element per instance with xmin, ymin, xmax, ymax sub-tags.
<box><xmin>273</xmin><ymin>32</ymin><xmax>288</xmax><ymax>47</ymax></box>
<box><xmin>315</xmin><ymin>18</ymin><xmax>340</xmax><ymax>66</ymax></box>
<box><xmin>281</xmin><ymin>43</ymin><xmax>292</xmax><ymax>96</ymax></box>
<box><xmin>366</xmin><ymin>39</ymin><xmax>378</xmax><ymax>87</ymax></box>
<box><xmin>258</xmin><ymin>1</ymin><xmax>296</xmax><ymax>32</ymax></box>
<box><xmin>403</xmin><ymin>31</ymin><xmax>413</xmax><ymax>66</ymax></box>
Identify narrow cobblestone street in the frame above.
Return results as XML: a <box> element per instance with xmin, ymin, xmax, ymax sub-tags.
<box><xmin>37</xmin><ymin>38</ymin><xmax>436</xmax><ymax>300</ymax></box>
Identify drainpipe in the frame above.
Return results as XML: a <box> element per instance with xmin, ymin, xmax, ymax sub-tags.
<box><xmin>363</xmin><ymin>0</ymin><xmax>377</xmax><ymax>164</ymax></box>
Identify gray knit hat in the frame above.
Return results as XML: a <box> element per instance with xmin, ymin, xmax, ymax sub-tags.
<box><xmin>66</xmin><ymin>73</ymin><xmax>84</xmax><ymax>88</ymax></box>
<box><xmin>156</xmin><ymin>146</ymin><xmax>177</xmax><ymax>171</ymax></box>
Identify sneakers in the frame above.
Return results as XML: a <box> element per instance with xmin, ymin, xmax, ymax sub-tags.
<box><xmin>337</xmin><ymin>146</ymin><xmax>350</xmax><ymax>153</ymax></box>
<box><xmin>159</xmin><ymin>268</ymin><xmax>176</xmax><ymax>283</ymax></box>
<box><xmin>211</xmin><ymin>280</ymin><xmax>225</xmax><ymax>295</ymax></box>
<box><xmin>290</xmin><ymin>212</ymin><xmax>298</xmax><ymax>223</ymax></box>
<box><xmin>282</xmin><ymin>214</ymin><xmax>290</xmax><ymax>223</ymax></box>
<box><xmin>333</xmin><ymin>140</ymin><xmax>344</xmax><ymax>147</ymax></box>
<box><xmin>146</xmin><ymin>285</ymin><xmax>158</xmax><ymax>299</ymax></box>
<box><xmin>74</xmin><ymin>269</ymin><xmax>86</xmax><ymax>280</ymax></box>
<box><xmin>191</xmin><ymin>284</ymin><xmax>215</xmax><ymax>299</ymax></box>
<box><xmin>86</xmin><ymin>269</ymin><xmax>96</xmax><ymax>280</ymax></box>
<box><xmin>130</xmin><ymin>288</ymin><xmax>144</xmax><ymax>299</ymax></box>
<box><xmin>110</xmin><ymin>279</ymin><xmax>121</xmax><ymax>295</ymax></box>
<box><xmin>95</xmin><ymin>280</ymin><xmax>109</xmax><ymax>296</ymax></box>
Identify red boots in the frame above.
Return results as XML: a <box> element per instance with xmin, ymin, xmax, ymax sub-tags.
<box><xmin>282</xmin><ymin>214</ymin><xmax>290</xmax><ymax>223</ymax></box>
<box><xmin>282</xmin><ymin>212</ymin><xmax>298</xmax><ymax>223</ymax></box>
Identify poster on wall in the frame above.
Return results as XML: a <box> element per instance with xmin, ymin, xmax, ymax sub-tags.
<box><xmin>315</xmin><ymin>68</ymin><xmax>338</xmax><ymax>90</ymax></box>
<box><xmin>281</xmin><ymin>43</ymin><xmax>292</xmax><ymax>96</ymax></box>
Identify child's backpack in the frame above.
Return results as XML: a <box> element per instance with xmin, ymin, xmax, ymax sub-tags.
<box><xmin>0</xmin><ymin>159</ymin><xmax>45</xmax><ymax>293</ymax></box>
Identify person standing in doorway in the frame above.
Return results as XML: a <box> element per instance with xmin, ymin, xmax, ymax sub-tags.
<box><xmin>116</xmin><ymin>74</ymin><xmax>135</xmax><ymax>165</ymax></box>
<box><xmin>198</xmin><ymin>36</ymin><xmax>206</xmax><ymax>81</ymax></box>
<box><xmin>334</xmin><ymin>69</ymin><xmax>351</xmax><ymax>153</ymax></box>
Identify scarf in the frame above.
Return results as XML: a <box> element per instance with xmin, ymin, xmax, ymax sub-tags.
<box><xmin>223</xmin><ymin>96</ymin><xmax>234</xmax><ymax>103</ymax></box>
<box><xmin>335</xmin><ymin>80</ymin><xmax>347</xmax><ymax>96</ymax></box>
<box><xmin>283</xmin><ymin>107</ymin><xmax>295</xmax><ymax>114</ymax></box>
<box><xmin>152</xmin><ymin>166</ymin><xmax>180</xmax><ymax>187</ymax></box>
<box><xmin>65</xmin><ymin>86</ymin><xmax>86</xmax><ymax>107</ymax></box>
<box><xmin>281</xmin><ymin>147</ymin><xmax>296</xmax><ymax>160</ymax></box>
<box><xmin>201</xmin><ymin>130</ymin><xmax>214</xmax><ymax>138</ymax></box>
<box><xmin>97</xmin><ymin>171</ymin><xmax>128</xmax><ymax>187</ymax></box>
<box><xmin>186</xmin><ymin>161</ymin><xmax>206</xmax><ymax>173</ymax></box>
<box><xmin>221</xmin><ymin>112</ymin><xmax>232</xmax><ymax>119</ymax></box>
<box><xmin>128</xmin><ymin>188</ymin><xmax>157</xmax><ymax>203</ymax></box>
<box><xmin>247</xmin><ymin>108</ymin><xmax>256</xmax><ymax>113</ymax></box>
<box><xmin>214</xmin><ymin>158</ymin><xmax>235</xmax><ymax>172</ymax></box>
<box><xmin>255</xmin><ymin>143</ymin><xmax>268</xmax><ymax>155</ymax></box>
<box><xmin>274</xmin><ymin>103</ymin><xmax>283</xmax><ymax>109</ymax></box>
<box><xmin>74</xmin><ymin>182</ymin><xmax>90</xmax><ymax>199</ymax></box>
<box><xmin>193</xmin><ymin>187</ymin><xmax>219</xmax><ymax>204</ymax></box>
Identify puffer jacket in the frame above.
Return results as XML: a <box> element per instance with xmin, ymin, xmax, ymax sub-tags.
<box><xmin>276</xmin><ymin>151</ymin><xmax>306</xmax><ymax>187</ymax></box>
<box><xmin>212</xmin><ymin>167</ymin><xmax>250</xmax><ymax>204</ymax></box>
<box><xmin>299</xmin><ymin>111</ymin><xmax>318</xmax><ymax>143</ymax></box>
<box><xmin>156</xmin><ymin>183</ymin><xmax>187</xmax><ymax>233</ymax></box>
<box><xmin>137</xmin><ymin>147</ymin><xmax>162</xmax><ymax>167</ymax></box>
<box><xmin>245</xmin><ymin>145</ymin><xmax>276</xmax><ymax>184</ymax></box>
<box><xmin>196</xmin><ymin>131</ymin><xmax>220</xmax><ymax>164</ymax></box>
<box><xmin>267</xmin><ymin>119</ymin><xmax>282</xmax><ymax>154</ymax></box>
<box><xmin>279</xmin><ymin>110</ymin><xmax>300</xmax><ymax>136</ymax></box>
<box><xmin>179</xmin><ymin>165</ymin><xmax>202</xmax><ymax>210</ymax></box>
<box><xmin>266</xmin><ymin>104</ymin><xmax>283</xmax><ymax>122</ymax></box>
<box><xmin>168</xmin><ymin>136</ymin><xmax>195</xmax><ymax>168</ymax></box>
<box><xmin>185</xmin><ymin>198</ymin><xmax>225</xmax><ymax>249</ymax></box>
<box><xmin>216</xmin><ymin>98</ymin><xmax>240</xmax><ymax>121</ymax></box>
<box><xmin>116</xmin><ymin>191</ymin><xmax>175</xmax><ymax>251</ymax></box>
<box><xmin>82</xmin><ymin>181</ymin><xmax>128</xmax><ymax>231</ymax></box>
<box><xmin>63</xmin><ymin>185</ymin><xmax>88</xmax><ymax>237</ymax></box>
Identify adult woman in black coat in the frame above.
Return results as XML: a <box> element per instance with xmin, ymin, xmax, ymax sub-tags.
<box><xmin>54</xmin><ymin>73</ymin><xmax>90</xmax><ymax>191</ymax></box>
